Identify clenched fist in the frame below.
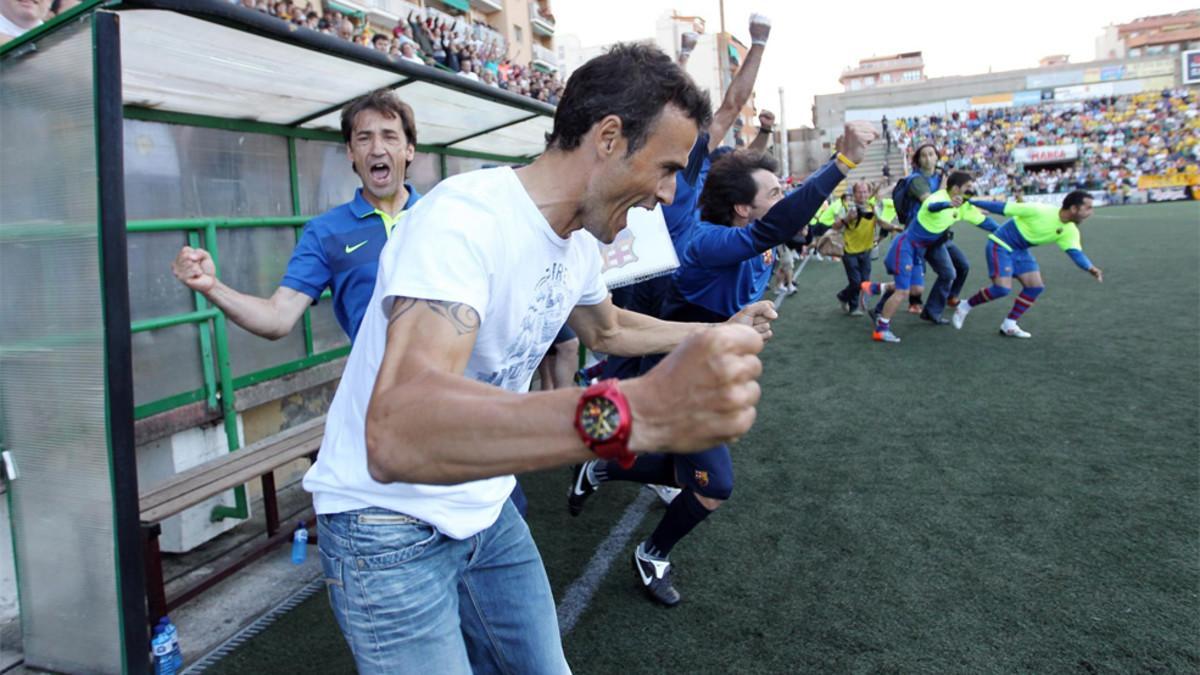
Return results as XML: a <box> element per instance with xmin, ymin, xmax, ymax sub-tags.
<box><xmin>625</xmin><ymin>324</ymin><xmax>765</xmax><ymax>454</ymax></box>
<box><xmin>748</xmin><ymin>13</ymin><xmax>771</xmax><ymax>44</ymax></box>
<box><xmin>758</xmin><ymin>110</ymin><xmax>776</xmax><ymax>132</ymax></box>
<box><xmin>172</xmin><ymin>246</ymin><xmax>218</xmax><ymax>293</ymax></box>
<box><xmin>835</xmin><ymin>120</ymin><xmax>879</xmax><ymax>166</ymax></box>
<box><xmin>728</xmin><ymin>300</ymin><xmax>776</xmax><ymax>342</ymax></box>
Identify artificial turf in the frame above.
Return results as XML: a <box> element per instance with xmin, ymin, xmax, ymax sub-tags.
<box><xmin>204</xmin><ymin>202</ymin><xmax>1200</xmax><ymax>674</ymax></box>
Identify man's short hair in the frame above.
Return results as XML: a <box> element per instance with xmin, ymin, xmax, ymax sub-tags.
<box><xmin>340</xmin><ymin>88</ymin><xmax>418</xmax><ymax>147</ymax></box>
<box><xmin>545</xmin><ymin>43</ymin><xmax>712</xmax><ymax>155</ymax></box>
<box><xmin>1062</xmin><ymin>190</ymin><xmax>1092</xmax><ymax>210</ymax></box>
<box><xmin>946</xmin><ymin>171</ymin><xmax>972</xmax><ymax>191</ymax></box>
<box><xmin>698</xmin><ymin>151</ymin><xmax>779</xmax><ymax>226</ymax></box>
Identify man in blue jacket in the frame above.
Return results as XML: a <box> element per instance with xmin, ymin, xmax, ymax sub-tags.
<box><xmin>568</xmin><ymin>122</ymin><xmax>876</xmax><ymax>606</ymax></box>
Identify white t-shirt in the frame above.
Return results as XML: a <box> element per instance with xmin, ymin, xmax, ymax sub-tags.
<box><xmin>303</xmin><ymin>167</ymin><xmax>608</xmax><ymax>539</ymax></box>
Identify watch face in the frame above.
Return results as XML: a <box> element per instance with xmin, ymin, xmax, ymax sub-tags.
<box><xmin>580</xmin><ymin>396</ymin><xmax>621</xmax><ymax>442</ymax></box>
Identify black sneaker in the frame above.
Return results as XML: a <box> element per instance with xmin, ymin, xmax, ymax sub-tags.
<box><xmin>632</xmin><ymin>542</ymin><xmax>681</xmax><ymax>607</ymax></box>
<box><xmin>567</xmin><ymin>461</ymin><xmax>598</xmax><ymax>517</ymax></box>
<box><xmin>919</xmin><ymin>309</ymin><xmax>950</xmax><ymax>325</ymax></box>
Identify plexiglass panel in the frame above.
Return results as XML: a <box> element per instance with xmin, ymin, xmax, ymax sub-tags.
<box><xmin>127</xmin><ymin>231</ymin><xmax>207</xmax><ymax>406</ymax></box>
<box><xmin>310</xmin><ymin>301</ymin><xmax>350</xmax><ymax>354</ymax></box>
<box><xmin>445</xmin><ymin>154</ymin><xmax>518</xmax><ymax>178</ymax></box>
<box><xmin>132</xmin><ymin>323</ymin><xmax>207</xmax><ymax>407</ymax></box>
<box><xmin>0</xmin><ymin>20</ymin><xmax>123</xmax><ymax>673</ymax></box>
<box><xmin>452</xmin><ymin>115</ymin><xmax>552</xmax><ymax>157</ymax></box>
<box><xmin>407</xmin><ymin>152</ymin><xmax>440</xmax><ymax>194</ymax></box>
<box><xmin>215</xmin><ymin>228</ymin><xmax>308</xmax><ymax>377</ymax></box>
<box><xmin>393</xmin><ymin>81</ymin><xmax>533</xmax><ymax>144</ymax></box>
<box><xmin>295</xmin><ymin>138</ymin><xmax>360</xmax><ymax>215</ymax></box>
<box><xmin>124</xmin><ymin>119</ymin><xmax>291</xmax><ymax>219</ymax></box>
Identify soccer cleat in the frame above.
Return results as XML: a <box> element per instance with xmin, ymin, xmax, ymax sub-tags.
<box><xmin>907</xmin><ymin>303</ymin><xmax>923</xmax><ymax>314</ymax></box>
<box><xmin>999</xmin><ymin>323</ymin><xmax>1032</xmax><ymax>339</ymax></box>
<box><xmin>872</xmin><ymin>329</ymin><xmax>901</xmax><ymax>343</ymax></box>
<box><xmin>947</xmin><ymin>296</ymin><xmax>961</xmax><ymax>308</ymax></box>
<box><xmin>645</xmin><ymin>484</ymin><xmax>681</xmax><ymax>505</ymax></box>
<box><xmin>567</xmin><ymin>461</ymin><xmax>600</xmax><ymax>516</ymax></box>
<box><xmin>839</xmin><ymin>298</ymin><xmax>851</xmax><ymax>313</ymax></box>
<box><xmin>786</xmin><ymin>283</ymin><xmax>798</xmax><ymax>295</ymax></box>
<box><xmin>859</xmin><ymin>281</ymin><xmax>874</xmax><ymax>297</ymax></box>
<box><xmin>633</xmin><ymin>542</ymin><xmax>681</xmax><ymax>607</ymax></box>
<box><xmin>849</xmin><ymin>307</ymin><xmax>864</xmax><ymax>317</ymax></box>
<box><xmin>951</xmin><ymin>302</ymin><xmax>970</xmax><ymax>330</ymax></box>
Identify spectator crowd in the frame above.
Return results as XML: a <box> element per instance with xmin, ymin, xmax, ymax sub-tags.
<box><xmin>892</xmin><ymin>88</ymin><xmax>1200</xmax><ymax>196</ymax></box>
<box><xmin>239</xmin><ymin>0</ymin><xmax>566</xmax><ymax>103</ymax></box>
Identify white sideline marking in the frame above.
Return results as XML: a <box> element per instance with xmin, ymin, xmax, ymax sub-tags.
<box><xmin>556</xmin><ymin>488</ymin><xmax>656</xmax><ymax>635</ymax></box>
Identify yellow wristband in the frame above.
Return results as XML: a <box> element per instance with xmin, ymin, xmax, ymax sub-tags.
<box><xmin>836</xmin><ymin>152</ymin><xmax>858</xmax><ymax>170</ymax></box>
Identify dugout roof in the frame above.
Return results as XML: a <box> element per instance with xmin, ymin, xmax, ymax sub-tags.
<box><xmin>7</xmin><ymin>0</ymin><xmax>556</xmax><ymax>159</ymax></box>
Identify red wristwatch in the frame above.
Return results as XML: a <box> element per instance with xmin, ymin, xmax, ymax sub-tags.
<box><xmin>574</xmin><ymin>379</ymin><xmax>635</xmax><ymax>469</ymax></box>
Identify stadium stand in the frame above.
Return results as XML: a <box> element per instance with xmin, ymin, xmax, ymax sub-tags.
<box><xmin>894</xmin><ymin>88</ymin><xmax>1200</xmax><ymax>198</ymax></box>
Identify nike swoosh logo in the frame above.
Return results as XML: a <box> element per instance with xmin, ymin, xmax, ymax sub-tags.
<box><xmin>637</xmin><ymin>560</ymin><xmax>654</xmax><ymax>586</ymax></box>
<box><xmin>344</xmin><ymin>240</ymin><xmax>368</xmax><ymax>254</ymax></box>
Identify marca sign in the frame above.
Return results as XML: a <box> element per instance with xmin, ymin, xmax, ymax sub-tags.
<box><xmin>1012</xmin><ymin>144</ymin><xmax>1079</xmax><ymax>165</ymax></box>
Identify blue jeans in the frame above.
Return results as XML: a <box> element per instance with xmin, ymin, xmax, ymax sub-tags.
<box><xmin>317</xmin><ymin>502</ymin><xmax>568</xmax><ymax>675</ymax></box>
<box><xmin>922</xmin><ymin>240</ymin><xmax>956</xmax><ymax>319</ymax></box>
<box><xmin>946</xmin><ymin>241</ymin><xmax>970</xmax><ymax>300</ymax></box>
<box><xmin>836</xmin><ymin>251</ymin><xmax>872</xmax><ymax>306</ymax></box>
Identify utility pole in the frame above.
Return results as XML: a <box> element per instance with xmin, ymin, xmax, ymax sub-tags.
<box><xmin>778</xmin><ymin>86</ymin><xmax>789</xmax><ymax>179</ymax></box>
<box><xmin>717</xmin><ymin>0</ymin><xmax>732</xmax><ymax>145</ymax></box>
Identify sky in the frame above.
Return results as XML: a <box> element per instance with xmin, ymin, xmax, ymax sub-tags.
<box><xmin>553</xmin><ymin>0</ymin><xmax>1195</xmax><ymax>127</ymax></box>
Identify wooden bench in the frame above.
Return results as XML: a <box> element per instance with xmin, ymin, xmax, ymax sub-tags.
<box><xmin>140</xmin><ymin>415</ymin><xmax>325</xmax><ymax>624</ymax></box>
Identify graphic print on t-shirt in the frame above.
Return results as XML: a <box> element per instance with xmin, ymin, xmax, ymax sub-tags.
<box><xmin>480</xmin><ymin>262</ymin><xmax>571</xmax><ymax>390</ymax></box>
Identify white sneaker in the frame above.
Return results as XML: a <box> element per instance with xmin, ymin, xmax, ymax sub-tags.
<box><xmin>787</xmin><ymin>283</ymin><xmax>798</xmax><ymax>295</ymax></box>
<box><xmin>646</xmin><ymin>484</ymin><xmax>681</xmax><ymax>505</ymax></box>
<box><xmin>999</xmin><ymin>322</ymin><xmax>1031</xmax><ymax>338</ymax></box>
<box><xmin>951</xmin><ymin>302</ymin><xmax>970</xmax><ymax>330</ymax></box>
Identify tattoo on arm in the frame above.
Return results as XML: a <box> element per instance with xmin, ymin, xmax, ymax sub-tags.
<box><xmin>389</xmin><ymin>297</ymin><xmax>480</xmax><ymax>336</ymax></box>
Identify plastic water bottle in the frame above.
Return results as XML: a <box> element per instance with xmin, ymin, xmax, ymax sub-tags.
<box><xmin>161</xmin><ymin>616</ymin><xmax>183</xmax><ymax>670</ymax></box>
<box><xmin>151</xmin><ymin>627</ymin><xmax>175</xmax><ymax>675</ymax></box>
<box><xmin>291</xmin><ymin>521</ymin><xmax>308</xmax><ymax>564</ymax></box>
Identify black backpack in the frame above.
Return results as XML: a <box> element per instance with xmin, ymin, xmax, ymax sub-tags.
<box><xmin>891</xmin><ymin>174</ymin><xmax>920</xmax><ymax>226</ymax></box>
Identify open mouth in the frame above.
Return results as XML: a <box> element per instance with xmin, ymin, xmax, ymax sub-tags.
<box><xmin>369</xmin><ymin>162</ymin><xmax>391</xmax><ymax>184</ymax></box>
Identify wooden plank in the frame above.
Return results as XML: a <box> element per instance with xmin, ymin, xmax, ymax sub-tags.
<box><xmin>139</xmin><ymin>416</ymin><xmax>325</xmax><ymax>522</ymax></box>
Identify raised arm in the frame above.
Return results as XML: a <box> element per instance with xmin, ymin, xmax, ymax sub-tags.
<box><xmin>688</xmin><ymin>122</ymin><xmax>876</xmax><ymax>267</ymax></box>
<box><xmin>364</xmin><ymin>297</ymin><xmax>769</xmax><ymax>484</ymax></box>
<box><xmin>708</xmin><ymin>14</ymin><xmax>771</xmax><ymax>152</ymax></box>
<box><xmin>567</xmin><ymin>295</ymin><xmax>775</xmax><ymax>356</ymax></box>
<box><xmin>747</xmin><ymin>110</ymin><xmax>774</xmax><ymax>153</ymax></box>
<box><xmin>172</xmin><ymin>246</ymin><xmax>312</xmax><ymax>339</ymax></box>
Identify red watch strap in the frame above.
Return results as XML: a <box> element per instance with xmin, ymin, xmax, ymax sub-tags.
<box><xmin>575</xmin><ymin>379</ymin><xmax>634</xmax><ymax>468</ymax></box>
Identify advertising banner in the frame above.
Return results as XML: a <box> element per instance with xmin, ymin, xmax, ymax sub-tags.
<box><xmin>1012</xmin><ymin>144</ymin><xmax>1079</xmax><ymax>165</ymax></box>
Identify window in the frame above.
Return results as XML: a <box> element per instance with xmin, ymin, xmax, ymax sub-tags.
<box><xmin>1168</xmin><ymin>43</ymin><xmax>1180</xmax><ymax>53</ymax></box>
<box><xmin>881</xmin><ymin>72</ymin><xmax>893</xmax><ymax>83</ymax></box>
<box><xmin>1129</xmin><ymin>47</ymin><xmax>1142</xmax><ymax>57</ymax></box>
<box><xmin>513</xmin><ymin>24</ymin><xmax>523</xmax><ymax>45</ymax></box>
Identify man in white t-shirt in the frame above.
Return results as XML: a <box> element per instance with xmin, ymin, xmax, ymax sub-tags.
<box><xmin>303</xmin><ymin>43</ymin><xmax>777</xmax><ymax>674</ymax></box>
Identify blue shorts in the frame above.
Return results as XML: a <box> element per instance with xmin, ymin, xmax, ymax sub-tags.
<box><xmin>985</xmin><ymin>240</ymin><xmax>1038</xmax><ymax>279</ymax></box>
<box><xmin>883</xmin><ymin>232</ymin><xmax>926</xmax><ymax>291</ymax></box>
<box><xmin>674</xmin><ymin>445</ymin><xmax>733</xmax><ymax>500</ymax></box>
<box><xmin>552</xmin><ymin>324</ymin><xmax>577</xmax><ymax>344</ymax></box>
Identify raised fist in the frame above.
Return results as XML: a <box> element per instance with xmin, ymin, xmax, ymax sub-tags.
<box><xmin>748</xmin><ymin>13</ymin><xmax>771</xmax><ymax>44</ymax></box>
<box><xmin>758</xmin><ymin>110</ymin><xmax>776</xmax><ymax>132</ymax></box>
<box><xmin>172</xmin><ymin>246</ymin><xmax>218</xmax><ymax>293</ymax></box>
<box><xmin>837</xmin><ymin>120</ymin><xmax>879</xmax><ymax>166</ymax></box>
<box><xmin>626</xmin><ymin>325</ymin><xmax>765</xmax><ymax>454</ymax></box>
<box><xmin>680</xmin><ymin>31</ymin><xmax>698</xmax><ymax>52</ymax></box>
